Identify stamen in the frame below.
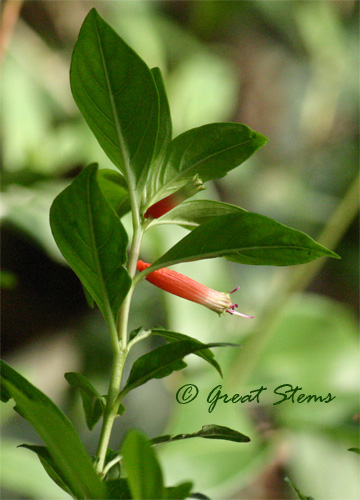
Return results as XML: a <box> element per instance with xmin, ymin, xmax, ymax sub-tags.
<box><xmin>227</xmin><ymin>309</ymin><xmax>254</xmax><ymax>319</ymax></box>
<box><xmin>230</xmin><ymin>286</ymin><xmax>241</xmax><ymax>294</ymax></box>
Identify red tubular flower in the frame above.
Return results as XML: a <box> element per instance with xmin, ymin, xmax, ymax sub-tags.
<box><xmin>137</xmin><ymin>260</ymin><xmax>253</xmax><ymax>318</ymax></box>
<box><xmin>144</xmin><ymin>175</ymin><xmax>204</xmax><ymax>219</ymax></box>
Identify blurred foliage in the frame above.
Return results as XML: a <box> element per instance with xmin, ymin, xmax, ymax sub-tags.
<box><xmin>1</xmin><ymin>1</ymin><xmax>358</xmax><ymax>499</ymax></box>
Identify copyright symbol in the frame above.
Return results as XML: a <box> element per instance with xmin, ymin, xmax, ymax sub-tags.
<box><xmin>176</xmin><ymin>384</ymin><xmax>199</xmax><ymax>404</ymax></box>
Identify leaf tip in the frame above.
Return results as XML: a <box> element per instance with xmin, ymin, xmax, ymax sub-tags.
<box><xmin>331</xmin><ymin>250</ymin><xmax>341</xmax><ymax>260</ymax></box>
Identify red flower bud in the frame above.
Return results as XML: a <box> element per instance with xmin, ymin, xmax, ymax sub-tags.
<box><xmin>137</xmin><ymin>260</ymin><xmax>253</xmax><ymax>318</ymax></box>
<box><xmin>144</xmin><ymin>175</ymin><xmax>204</xmax><ymax>219</ymax></box>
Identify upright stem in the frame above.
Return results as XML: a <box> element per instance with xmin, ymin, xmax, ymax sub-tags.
<box><xmin>95</xmin><ymin>217</ymin><xmax>144</xmax><ymax>475</ymax></box>
<box><xmin>118</xmin><ymin>224</ymin><xmax>143</xmax><ymax>348</ymax></box>
<box><xmin>95</xmin><ymin>346</ymin><xmax>125</xmax><ymax>475</ymax></box>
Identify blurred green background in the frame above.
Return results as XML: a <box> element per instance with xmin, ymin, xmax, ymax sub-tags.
<box><xmin>1</xmin><ymin>1</ymin><xmax>359</xmax><ymax>499</ymax></box>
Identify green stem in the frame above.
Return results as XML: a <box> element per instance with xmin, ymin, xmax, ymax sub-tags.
<box><xmin>118</xmin><ymin>224</ymin><xmax>144</xmax><ymax>348</ymax></box>
<box><xmin>95</xmin><ymin>219</ymin><xmax>144</xmax><ymax>475</ymax></box>
<box><xmin>95</xmin><ymin>347</ymin><xmax>125</xmax><ymax>475</ymax></box>
<box><xmin>230</xmin><ymin>172</ymin><xmax>360</xmax><ymax>386</ymax></box>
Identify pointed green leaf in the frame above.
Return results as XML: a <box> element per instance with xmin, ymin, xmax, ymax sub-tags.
<box><xmin>97</xmin><ymin>169</ymin><xmax>130</xmax><ymax>218</ymax></box>
<box><xmin>1</xmin><ymin>361</ymin><xmax>106</xmax><ymax>499</ymax></box>
<box><xmin>50</xmin><ymin>164</ymin><xmax>131</xmax><ymax>327</ymax></box>
<box><xmin>164</xmin><ymin>482</ymin><xmax>193</xmax><ymax>499</ymax></box>
<box><xmin>150</xmin><ymin>200</ymin><xmax>246</xmax><ymax>230</ymax></box>
<box><xmin>190</xmin><ymin>493</ymin><xmax>211</xmax><ymax>500</ymax></box>
<box><xmin>65</xmin><ymin>372</ymin><xmax>105</xmax><ymax>430</ymax></box>
<box><xmin>151</xmin><ymin>424</ymin><xmax>250</xmax><ymax>446</ymax></box>
<box><xmin>151</xmin><ymin>327</ymin><xmax>230</xmax><ymax>377</ymax></box>
<box><xmin>70</xmin><ymin>8</ymin><xmax>159</xmax><ymax>189</ymax></box>
<box><xmin>196</xmin><ymin>424</ymin><xmax>250</xmax><ymax>442</ymax></box>
<box><xmin>143</xmin><ymin>67</ymin><xmax>172</xmax><ymax>206</ymax></box>
<box><xmin>120</xmin><ymin>341</ymin><xmax>239</xmax><ymax>398</ymax></box>
<box><xmin>19</xmin><ymin>445</ymin><xmax>73</xmax><ymax>496</ymax></box>
<box><xmin>148</xmin><ymin>212</ymin><xmax>340</xmax><ymax>271</ymax></box>
<box><xmin>145</xmin><ymin>123</ymin><xmax>267</xmax><ymax>207</ymax></box>
<box><xmin>122</xmin><ymin>430</ymin><xmax>165</xmax><ymax>500</ymax></box>
<box><xmin>348</xmin><ymin>447</ymin><xmax>360</xmax><ymax>455</ymax></box>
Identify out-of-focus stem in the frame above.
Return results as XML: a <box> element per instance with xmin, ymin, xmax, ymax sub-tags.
<box><xmin>0</xmin><ymin>0</ymin><xmax>23</xmax><ymax>63</ymax></box>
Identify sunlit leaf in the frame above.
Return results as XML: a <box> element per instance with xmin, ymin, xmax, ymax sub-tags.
<box><xmin>148</xmin><ymin>212</ymin><xmax>339</xmax><ymax>271</ymax></box>
<box><xmin>150</xmin><ymin>200</ymin><xmax>246</xmax><ymax>230</ymax></box>
<box><xmin>145</xmin><ymin>123</ymin><xmax>267</xmax><ymax>207</ymax></box>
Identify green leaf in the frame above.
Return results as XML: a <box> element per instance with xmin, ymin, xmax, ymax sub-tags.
<box><xmin>65</xmin><ymin>372</ymin><xmax>106</xmax><ymax>430</ymax></box>
<box><xmin>118</xmin><ymin>403</ymin><xmax>126</xmax><ymax>415</ymax></box>
<box><xmin>348</xmin><ymin>447</ymin><xmax>360</xmax><ymax>454</ymax></box>
<box><xmin>97</xmin><ymin>168</ymin><xmax>130</xmax><ymax>218</ymax></box>
<box><xmin>19</xmin><ymin>445</ymin><xmax>73</xmax><ymax>496</ymax></box>
<box><xmin>151</xmin><ymin>424</ymin><xmax>250</xmax><ymax>446</ymax></box>
<box><xmin>129</xmin><ymin>326</ymin><xmax>147</xmax><ymax>341</ymax></box>
<box><xmin>148</xmin><ymin>212</ymin><xmax>340</xmax><ymax>271</ymax></box>
<box><xmin>150</xmin><ymin>200</ymin><xmax>246</xmax><ymax>230</ymax></box>
<box><xmin>70</xmin><ymin>8</ymin><xmax>159</xmax><ymax>190</ymax></box>
<box><xmin>1</xmin><ymin>360</ymin><xmax>106</xmax><ymax>499</ymax></box>
<box><xmin>150</xmin><ymin>68</ymin><xmax>172</xmax><ymax>168</ymax></box>
<box><xmin>81</xmin><ymin>282</ymin><xmax>95</xmax><ymax>309</ymax></box>
<box><xmin>50</xmin><ymin>164</ymin><xmax>131</xmax><ymax>327</ymax></box>
<box><xmin>120</xmin><ymin>341</ymin><xmax>239</xmax><ymax>398</ymax></box>
<box><xmin>103</xmin><ymin>449</ymin><xmax>121</xmax><ymax>481</ymax></box>
<box><xmin>284</xmin><ymin>476</ymin><xmax>315</xmax><ymax>500</ymax></box>
<box><xmin>151</xmin><ymin>327</ymin><xmax>233</xmax><ymax>377</ymax></box>
<box><xmin>164</xmin><ymin>482</ymin><xmax>193</xmax><ymax>500</ymax></box>
<box><xmin>143</xmin><ymin>67</ymin><xmax>172</xmax><ymax>206</ymax></box>
<box><xmin>190</xmin><ymin>493</ymin><xmax>211</xmax><ymax>500</ymax></box>
<box><xmin>106</xmin><ymin>478</ymin><xmax>132</xmax><ymax>499</ymax></box>
<box><xmin>122</xmin><ymin>430</ymin><xmax>165</xmax><ymax>500</ymax></box>
<box><xmin>145</xmin><ymin>123</ymin><xmax>267</xmax><ymax>207</ymax></box>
